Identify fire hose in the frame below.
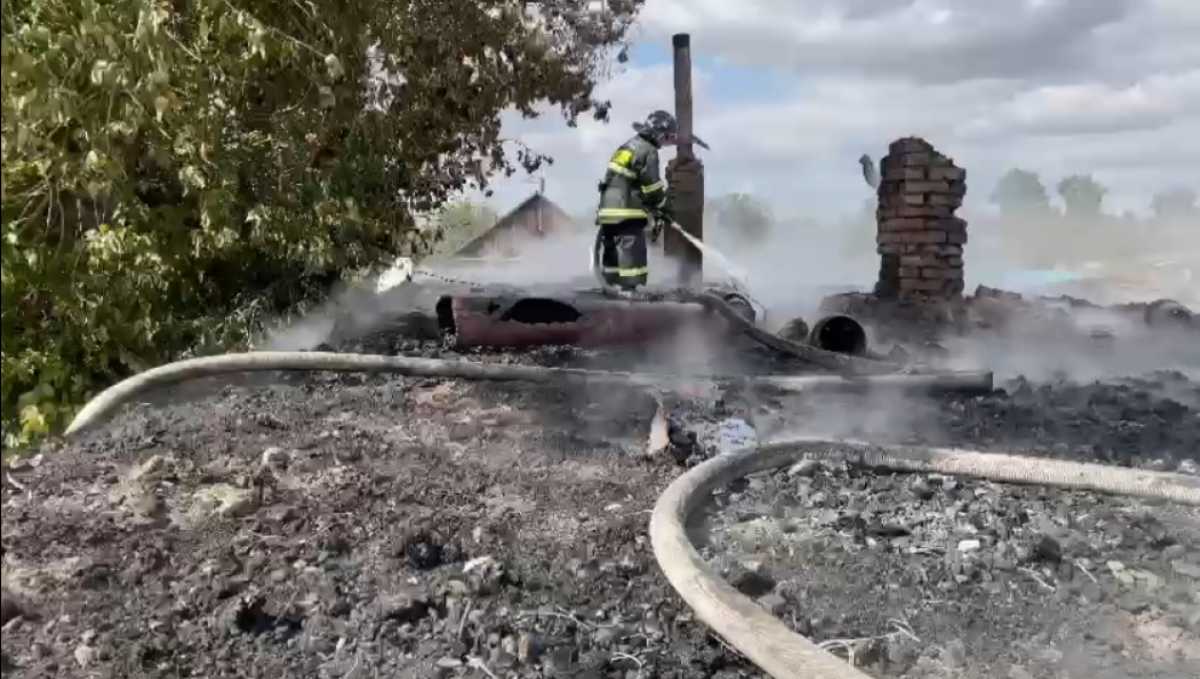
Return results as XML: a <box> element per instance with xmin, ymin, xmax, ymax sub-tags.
<box><xmin>653</xmin><ymin>222</ymin><xmax>902</xmax><ymax>375</ymax></box>
<box><xmin>64</xmin><ymin>352</ymin><xmax>983</xmax><ymax>437</ymax></box>
<box><xmin>65</xmin><ymin>291</ymin><xmax>909</xmax><ymax>437</ymax></box>
<box><xmin>650</xmin><ymin>438</ymin><xmax>1200</xmax><ymax>679</ymax></box>
<box><xmin>59</xmin><ymin>320</ymin><xmax>1199</xmax><ymax>679</ymax></box>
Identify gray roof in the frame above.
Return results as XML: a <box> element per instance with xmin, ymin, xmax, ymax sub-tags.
<box><xmin>454</xmin><ymin>193</ymin><xmax>577</xmax><ymax>257</ymax></box>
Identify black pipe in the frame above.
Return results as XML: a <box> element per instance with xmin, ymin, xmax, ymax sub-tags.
<box><xmin>809</xmin><ymin>315</ymin><xmax>869</xmax><ymax>356</ymax></box>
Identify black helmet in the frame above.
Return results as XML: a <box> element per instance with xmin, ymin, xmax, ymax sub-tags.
<box><xmin>633</xmin><ymin>110</ymin><xmax>678</xmax><ymax>145</ymax></box>
<box><xmin>633</xmin><ymin>110</ymin><xmax>710</xmax><ymax>149</ymax></box>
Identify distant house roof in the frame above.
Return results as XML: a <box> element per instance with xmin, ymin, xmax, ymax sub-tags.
<box><xmin>454</xmin><ymin>193</ymin><xmax>578</xmax><ymax>258</ymax></box>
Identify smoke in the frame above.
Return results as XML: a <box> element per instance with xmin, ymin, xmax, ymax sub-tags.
<box><xmin>697</xmin><ymin>208</ymin><xmax>875</xmax><ymax>334</ymax></box>
<box><xmin>423</xmin><ymin>227</ymin><xmax>601</xmax><ymax>290</ymax></box>
<box><xmin>940</xmin><ymin>303</ymin><xmax>1200</xmax><ymax>383</ymax></box>
<box><xmin>259</xmin><ymin>269</ymin><xmax>441</xmax><ymax>352</ymax></box>
<box><xmin>753</xmin><ymin>386</ymin><xmax>946</xmax><ymax>447</ymax></box>
<box><xmin>259</xmin><ymin>188</ymin><xmax>1197</xmax><ymax>394</ymax></box>
<box><xmin>696</xmin><ymin>186</ymin><xmax>1200</xmax><ymax>384</ymax></box>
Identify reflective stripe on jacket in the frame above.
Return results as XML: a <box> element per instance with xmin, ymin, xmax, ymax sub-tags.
<box><xmin>597</xmin><ymin>134</ymin><xmax>668</xmax><ymax>224</ymax></box>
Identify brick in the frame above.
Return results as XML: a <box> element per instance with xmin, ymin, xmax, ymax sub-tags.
<box><xmin>901</xmin><ymin>152</ymin><xmax>932</xmax><ymax>166</ymax></box>
<box><xmin>928</xmin><ymin>193</ymin><xmax>962</xmax><ymax>207</ymax></box>
<box><xmin>889</xmin><ymin>137</ymin><xmax>933</xmax><ymax>154</ymax></box>
<box><xmin>947</xmin><ymin>231</ymin><xmax>968</xmax><ymax>245</ymax></box>
<box><xmin>922</xmin><ymin>265</ymin><xmax>964</xmax><ymax>279</ymax></box>
<box><xmin>901</xmin><ymin>255</ymin><xmax>940</xmax><ymax>267</ymax></box>
<box><xmin>876</xmin><ymin>243</ymin><xmax>904</xmax><ymax>255</ymax></box>
<box><xmin>916</xmin><ymin>244</ymin><xmax>963</xmax><ymax>256</ymax></box>
<box><xmin>879</xmin><ymin>194</ymin><xmax>920</xmax><ymax>208</ymax></box>
<box><xmin>929</xmin><ymin>153</ymin><xmax>953</xmax><ymax>167</ymax></box>
<box><xmin>898</xmin><ymin>266</ymin><xmax>920</xmax><ymax>278</ymax></box>
<box><xmin>895</xmin><ymin>205</ymin><xmax>953</xmax><ymax>218</ymax></box>
<box><xmin>946</xmin><ymin>256</ymin><xmax>963</xmax><ymax>266</ymax></box>
<box><xmin>880</xmin><ymin>231</ymin><xmax>947</xmax><ymax>245</ymax></box>
<box><xmin>906</xmin><ymin>181</ymin><xmax>951</xmax><ymax>193</ymax></box>
<box><xmin>883</xmin><ymin>167</ymin><xmax>926</xmax><ymax>182</ymax></box>
<box><xmin>948</xmin><ymin>181</ymin><xmax>967</xmax><ymax>197</ymax></box>
<box><xmin>909</xmin><ymin>231</ymin><xmax>947</xmax><ymax>244</ymax></box>
<box><xmin>880</xmin><ymin>217</ymin><xmax>926</xmax><ymax>232</ymax></box>
<box><xmin>899</xmin><ymin>278</ymin><xmax>944</xmax><ymax>292</ymax></box>
<box><xmin>903</xmin><ymin>193</ymin><xmax>926</xmax><ymax>206</ymax></box>
<box><xmin>931</xmin><ymin>218</ymin><xmax>967</xmax><ymax>234</ymax></box>
<box><xmin>928</xmin><ymin>166</ymin><xmax>966</xmax><ymax>182</ymax></box>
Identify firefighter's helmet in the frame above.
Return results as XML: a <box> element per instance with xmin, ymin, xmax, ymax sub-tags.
<box><xmin>633</xmin><ymin>110</ymin><xmax>678</xmax><ymax>145</ymax></box>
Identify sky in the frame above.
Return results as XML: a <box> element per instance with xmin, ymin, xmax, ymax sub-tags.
<box><xmin>466</xmin><ymin>0</ymin><xmax>1200</xmax><ymax>224</ymax></box>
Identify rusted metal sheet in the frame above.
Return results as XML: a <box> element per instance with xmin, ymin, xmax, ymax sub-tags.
<box><xmin>437</xmin><ymin>294</ymin><xmax>719</xmax><ymax>349</ymax></box>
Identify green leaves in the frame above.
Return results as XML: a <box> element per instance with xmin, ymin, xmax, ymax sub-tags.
<box><xmin>89</xmin><ymin>59</ymin><xmax>116</xmax><ymax>87</ymax></box>
<box><xmin>324</xmin><ymin>54</ymin><xmax>344</xmax><ymax>81</ymax></box>
<box><xmin>2</xmin><ymin>0</ymin><xmax>643</xmax><ymax>451</ymax></box>
<box><xmin>317</xmin><ymin>85</ymin><xmax>335</xmax><ymax>109</ymax></box>
<box><xmin>179</xmin><ymin>165</ymin><xmax>207</xmax><ymax>193</ymax></box>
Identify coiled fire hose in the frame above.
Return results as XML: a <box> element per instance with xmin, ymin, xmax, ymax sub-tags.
<box><xmin>58</xmin><ymin>299</ymin><xmax>1199</xmax><ymax>679</ymax></box>
<box><xmin>650</xmin><ymin>438</ymin><xmax>1200</xmax><ymax>679</ymax></box>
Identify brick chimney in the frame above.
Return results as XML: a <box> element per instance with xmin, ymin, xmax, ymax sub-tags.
<box><xmin>874</xmin><ymin>137</ymin><xmax>967</xmax><ymax>301</ymax></box>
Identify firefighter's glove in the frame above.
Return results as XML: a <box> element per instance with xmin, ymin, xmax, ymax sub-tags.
<box><xmin>657</xmin><ymin>206</ymin><xmax>674</xmax><ymax>228</ymax></box>
<box><xmin>648</xmin><ymin>220</ymin><xmax>663</xmax><ymax>243</ymax></box>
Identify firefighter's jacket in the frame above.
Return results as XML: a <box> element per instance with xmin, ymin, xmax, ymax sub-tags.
<box><xmin>597</xmin><ymin>134</ymin><xmax>668</xmax><ymax>225</ymax></box>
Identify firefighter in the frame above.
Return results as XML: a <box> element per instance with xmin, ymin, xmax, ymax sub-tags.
<box><xmin>593</xmin><ymin>110</ymin><xmax>678</xmax><ymax>290</ymax></box>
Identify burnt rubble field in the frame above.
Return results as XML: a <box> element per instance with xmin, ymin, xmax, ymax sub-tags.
<box><xmin>3</xmin><ymin>312</ymin><xmax>1200</xmax><ymax>678</ymax></box>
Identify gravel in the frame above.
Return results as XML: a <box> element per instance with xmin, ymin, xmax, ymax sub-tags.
<box><xmin>700</xmin><ymin>457</ymin><xmax>1200</xmax><ymax>678</ymax></box>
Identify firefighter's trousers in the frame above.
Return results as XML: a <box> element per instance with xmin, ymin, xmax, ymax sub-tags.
<box><xmin>597</xmin><ymin>219</ymin><xmax>648</xmax><ymax>290</ymax></box>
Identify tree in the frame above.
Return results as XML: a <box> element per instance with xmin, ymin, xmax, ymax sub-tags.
<box><xmin>428</xmin><ymin>201</ymin><xmax>500</xmax><ymax>256</ymax></box>
<box><xmin>990</xmin><ymin>169</ymin><xmax>1051</xmax><ymax>217</ymax></box>
<box><xmin>706</xmin><ymin>193</ymin><xmax>773</xmax><ymax>248</ymax></box>
<box><xmin>1057</xmin><ymin>174</ymin><xmax>1107</xmax><ymax>220</ymax></box>
<box><xmin>1</xmin><ymin>0</ymin><xmax>643</xmax><ymax>446</ymax></box>
<box><xmin>1151</xmin><ymin>187</ymin><xmax>1199</xmax><ymax>222</ymax></box>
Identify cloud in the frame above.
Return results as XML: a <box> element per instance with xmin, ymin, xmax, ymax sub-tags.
<box><xmin>467</xmin><ymin>0</ymin><xmax>1198</xmax><ymax>231</ymax></box>
<box><xmin>959</xmin><ymin>71</ymin><xmax>1200</xmax><ymax>138</ymax></box>
<box><xmin>634</xmin><ymin>0</ymin><xmax>1134</xmax><ymax>84</ymax></box>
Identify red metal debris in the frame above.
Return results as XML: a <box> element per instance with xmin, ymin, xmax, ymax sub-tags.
<box><xmin>437</xmin><ymin>294</ymin><xmax>723</xmax><ymax>349</ymax></box>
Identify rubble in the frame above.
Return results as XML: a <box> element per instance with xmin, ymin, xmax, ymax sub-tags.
<box><xmin>818</xmin><ymin>283</ymin><xmax>1198</xmax><ymax>362</ymax></box>
<box><xmin>2</xmin><ymin>270</ymin><xmax>1198</xmax><ymax>678</ymax></box>
<box><xmin>702</xmin><ymin>455</ymin><xmax>1200</xmax><ymax>678</ymax></box>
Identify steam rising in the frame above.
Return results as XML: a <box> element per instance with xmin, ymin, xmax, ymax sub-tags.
<box><xmin>260</xmin><ymin>187</ymin><xmax>1197</xmax><ymax>391</ymax></box>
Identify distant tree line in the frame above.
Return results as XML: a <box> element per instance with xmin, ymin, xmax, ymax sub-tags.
<box><xmin>696</xmin><ymin>174</ymin><xmax>1197</xmax><ymax>269</ymax></box>
<box><xmin>988</xmin><ymin>169</ymin><xmax>1197</xmax><ymax>267</ymax></box>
